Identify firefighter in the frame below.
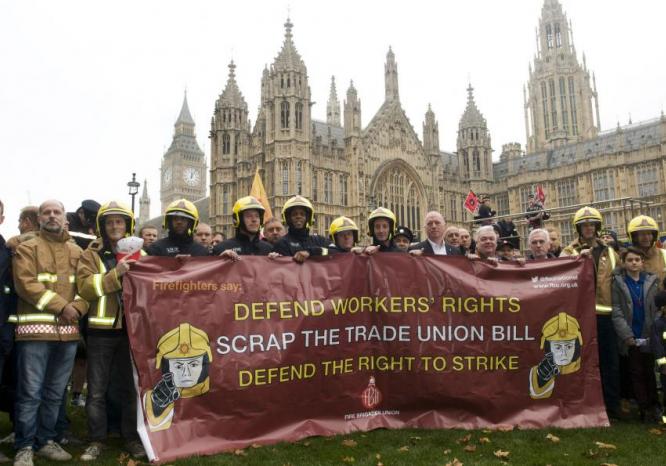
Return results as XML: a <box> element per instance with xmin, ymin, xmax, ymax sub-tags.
<box><xmin>561</xmin><ymin>206</ymin><xmax>621</xmax><ymax>418</ymax></box>
<box><xmin>11</xmin><ymin>200</ymin><xmax>89</xmax><ymax>465</ymax></box>
<box><xmin>363</xmin><ymin>207</ymin><xmax>403</xmax><ymax>254</ymax></box>
<box><xmin>272</xmin><ymin>195</ymin><xmax>330</xmax><ymax>263</ymax></box>
<box><xmin>212</xmin><ymin>196</ymin><xmax>272</xmax><ymax>259</ymax></box>
<box><xmin>328</xmin><ymin>216</ymin><xmax>361</xmax><ymax>253</ymax></box>
<box><xmin>393</xmin><ymin>226</ymin><xmax>414</xmax><ymax>252</ymax></box>
<box><xmin>529</xmin><ymin>312</ymin><xmax>583</xmax><ymax>399</ymax></box>
<box><xmin>628</xmin><ymin>215</ymin><xmax>666</xmax><ymax>286</ymax></box>
<box><xmin>76</xmin><ymin>201</ymin><xmax>145</xmax><ymax>460</ymax></box>
<box><xmin>143</xmin><ymin>323</ymin><xmax>212</xmax><ymax>432</ymax></box>
<box><xmin>145</xmin><ymin>199</ymin><xmax>209</xmax><ymax>257</ymax></box>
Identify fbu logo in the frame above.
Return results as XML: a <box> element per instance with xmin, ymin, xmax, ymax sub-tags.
<box><xmin>361</xmin><ymin>376</ymin><xmax>382</xmax><ymax>409</ymax></box>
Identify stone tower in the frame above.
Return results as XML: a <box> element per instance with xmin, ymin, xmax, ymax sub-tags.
<box><xmin>209</xmin><ymin>60</ymin><xmax>251</xmax><ymax>231</ymax></box>
<box><xmin>525</xmin><ymin>0</ymin><xmax>600</xmax><ymax>153</ymax></box>
<box><xmin>159</xmin><ymin>92</ymin><xmax>206</xmax><ymax>213</ymax></box>
<box><xmin>326</xmin><ymin>76</ymin><xmax>341</xmax><ymax>126</ymax></box>
<box><xmin>423</xmin><ymin>104</ymin><xmax>439</xmax><ymax>156</ymax></box>
<box><xmin>138</xmin><ymin>180</ymin><xmax>150</xmax><ymax>226</ymax></box>
<box><xmin>457</xmin><ymin>84</ymin><xmax>493</xmax><ymax>188</ymax></box>
<box><xmin>384</xmin><ymin>47</ymin><xmax>399</xmax><ymax>102</ymax></box>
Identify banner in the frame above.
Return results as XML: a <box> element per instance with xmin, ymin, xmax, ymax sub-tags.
<box><xmin>124</xmin><ymin>255</ymin><xmax>607</xmax><ymax>463</ymax></box>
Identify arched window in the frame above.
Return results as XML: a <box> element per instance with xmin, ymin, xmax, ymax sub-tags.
<box><xmin>324</xmin><ymin>172</ymin><xmax>333</xmax><ymax>203</ymax></box>
<box><xmin>312</xmin><ymin>169</ymin><xmax>318</xmax><ymax>201</ymax></box>
<box><xmin>296</xmin><ymin>161</ymin><xmax>302</xmax><ymax>194</ymax></box>
<box><xmin>295</xmin><ymin>103</ymin><xmax>303</xmax><ymax>130</ymax></box>
<box><xmin>280</xmin><ymin>101</ymin><xmax>290</xmax><ymax>129</ymax></box>
<box><xmin>462</xmin><ymin>150</ymin><xmax>469</xmax><ymax>177</ymax></box>
<box><xmin>546</xmin><ymin>24</ymin><xmax>553</xmax><ymax>49</ymax></box>
<box><xmin>282</xmin><ymin>161</ymin><xmax>289</xmax><ymax>195</ymax></box>
<box><xmin>374</xmin><ymin>165</ymin><xmax>424</xmax><ymax>233</ymax></box>
<box><xmin>473</xmin><ymin>149</ymin><xmax>480</xmax><ymax>176</ymax></box>
<box><xmin>234</xmin><ymin>133</ymin><xmax>240</xmax><ymax>155</ymax></box>
<box><xmin>222</xmin><ymin>132</ymin><xmax>230</xmax><ymax>155</ymax></box>
<box><xmin>555</xmin><ymin>23</ymin><xmax>562</xmax><ymax>48</ymax></box>
<box><xmin>340</xmin><ymin>175</ymin><xmax>348</xmax><ymax>206</ymax></box>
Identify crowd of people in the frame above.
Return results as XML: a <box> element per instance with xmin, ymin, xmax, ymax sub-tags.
<box><xmin>1</xmin><ymin>194</ymin><xmax>666</xmax><ymax>465</ymax></box>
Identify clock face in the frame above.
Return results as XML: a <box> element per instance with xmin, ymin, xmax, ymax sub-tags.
<box><xmin>163</xmin><ymin>167</ymin><xmax>172</xmax><ymax>185</ymax></box>
<box><xmin>184</xmin><ymin>167</ymin><xmax>201</xmax><ymax>187</ymax></box>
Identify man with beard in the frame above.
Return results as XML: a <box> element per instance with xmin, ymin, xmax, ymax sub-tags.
<box><xmin>273</xmin><ymin>196</ymin><xmax>329</xmax><ymax>263</ymax></box>
<box><xmin>526</xmin><ymin>229</ymin><xmax>557</xmax><ymax>260</ymax></box>
<box><xmin>146</xmin><ymin>200</ymin><xmax>209</xmax><ymax>257</ymax></box>
<box><xmin>262</xmin><ymin>218</ymin><xmax>285</xmax><ymax>247</ymax></box>
<box><xmin>213</xmin><ymin>197</ymin><xmax>272</xmax><ymax>259</ymax></box>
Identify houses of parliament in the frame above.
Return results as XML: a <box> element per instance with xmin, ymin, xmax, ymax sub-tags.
<box><xmin>142</xmin><ymin>0</ymin><xmax>666</xmax><ymax>246</ymax></box>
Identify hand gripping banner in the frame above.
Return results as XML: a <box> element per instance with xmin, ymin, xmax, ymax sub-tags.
<box><xmin>123</xmin><ymin>255</ymin><xmax>606</xmax><ymax>463</ymax></box>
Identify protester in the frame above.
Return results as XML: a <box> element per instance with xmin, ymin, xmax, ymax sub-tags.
<box><xmin>0</xmin><ymin>200</ymin><xmax>14</xmax><ymax>464</ymax></box>
<box><xmin>471</xmin><ymin>225</ymin><xmax>499</xmax><ymax>261</ymax></box>
<box><xmin>409</xmin><ymin>211</ymin><xmax>461</xmax><ymax>256</ymax></box>
<box><xmin>76</xmin><ymin>201</ymin><xmax>145</xmax><ymax>460</ymax></box>
<box><xmin>525</xmin><ymin>193</ymin><xmax>549</xmax><ymax>230</ymax></box>
<box><xmin>262</xmin><ymin>218</ymin><xmax>285</xmax><ymax>246</ymax></box>
<box><xmin>458</xmin><ymin>228</ymin><xmax>474</xmax><ymax>254</ymax></box>
<box><xmin>611</xmin><ymin>247</ymin><xmax>661</xmax><ymax>423</ymax></box>
<box><xmin>146</xmin><ymin>200</ymin><xmax>209</xmax><ymax>257</ymax></box>
<box><xmin>6</xmin><ymin>207</ymin><xmax>40</xmax><ymax>252</ymax></box>
<box><xmin>138</xmin><ymin>225</ymin><xmax>158</xmax><ymax>249</ymax></box>
<box><xmin>526</xmin><ymin>228</ymin><xmax>556</xmax><ymax>260</ymax></box>
<box><xmin>194</xmin><ymin>223</ymin><xmax>213</xmax><ymax>249</ymax></box>
<box><xmin>393</xmin><ymin>226</ymin><xmax>414</xmax><ymax>252</ymax></box>
<box><xmin>601</xmin><ymin>229</ymin><xmax>620</xmax><ymax>253</ymax></box>
<box><xmin>213</xmin><ymin>197</ymin><xmax>272</xmax><ymax>258</ymax></box>
<box><xmin>273</xmin><ymin>195</ymin><xmax>330</xmax><ymax>262</ymax></box>
<box><xmin>474</xmin><ymin>197</ymin><xmax>495</xmax><ymax>226</ymax></box>
<box><xmin>363</xmin><ymin>207</ymin><xmax>402</xmax><ymax>254</ymax></box>
<box><xmin>211</xmin><ymin>232</ymin><xmax>225</xmax><ymax>248</ymax></box>
<box><xmin>12</xmin><ymin>200</ymin><xmax>89</xmax><ymax>465</ymax></box>
<box><xmin>561</xmin><ymin>206</ymin><xmax>621</xmax><ymax>419</ymax></box>
<box><xmin>496</xmin><ymin>238</ymin><xmax>516</xmax><ymax>262</ymax></box>
<box><xmin>328</xmin><ymin>217</ymin><xmax>362</xmax><ymax>253</ymax></box>
<box><xmin>546</xmin><ymin>225</ymin><xmax>562</xmax><ymax>257</ymax></box>
<box><xmin>66</xmin><ymin>200</ymin><xmax>100</xmax><ymax>250</ymax></box>
<box><xmin>494</xmin><ymin>217</ymin><xmax>520</xmax><ymax>250</ymax></box>
<box><xmin>444</xmin><ymin>226</ymin><xmax>461</xmax><ymax>249</ymax></box>
<box><xmin>627</xmin><ymin>215</ymin><xmax>666</xmax><ymax>285</ymax></box>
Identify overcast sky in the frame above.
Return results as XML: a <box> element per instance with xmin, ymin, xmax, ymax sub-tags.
<box><xmin>1</xmin><ymin>0</ymin><xmax>664</xmax><ymax>237</ymax></box>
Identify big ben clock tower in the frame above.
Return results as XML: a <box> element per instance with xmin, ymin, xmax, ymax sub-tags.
<box><xmin>160</xmin><ymin>92</ymin><xmax>206</xmax><ymax>213</ymax></box>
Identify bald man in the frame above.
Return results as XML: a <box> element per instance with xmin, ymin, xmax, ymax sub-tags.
<box><xmin>409</xmin><ymin>211</ymin><xmax>463</xmax><ymax>256</ymax></box>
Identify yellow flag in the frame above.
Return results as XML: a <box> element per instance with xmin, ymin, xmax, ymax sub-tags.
<box><xmin>250</xmin><ymin>168</ymin><xmax>273</xmax><ymax>220</ymax></box>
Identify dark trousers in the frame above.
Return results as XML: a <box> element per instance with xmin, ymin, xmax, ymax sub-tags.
<box><xmin>86</xmin><ymin>333</ymin><xmax>138</xmax><ymax>442</ymax></box>
<box><xmin>597</xmin><ymin>315</ymin><xmax>620</xmax><ymax>414</ymax></box>
<box><xmin>627</xmin><ymin>347</ymin><xmax>659</xmax><ymax>410</ymax></box>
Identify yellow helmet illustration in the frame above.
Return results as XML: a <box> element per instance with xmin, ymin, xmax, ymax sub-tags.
<box><xmin>163</xmin><ymin>199</ymin><xmax>199</xmax><ymax>232</ymax></box>
<box><xmin>155</xmin><ymin>323</ymin><xmax>213</xmax><ymax>369</ymax></box>
<box><xmin>329</xmin><ymin>216</ymin><xmax>359</xmax><ymax>244</ymax></box>
<box><xmin>96</xmin><ymin>200</ymin><xmax>135</xmax><ymax>237</ymax></box>
<box><xmin>367</xmin><ymin>207</ymin><xmax>397</xmax><ymax>238</ymax></box>
<box><xmin>540</xmin><ymin>312</ymin><xmax>583</xmax><ymax>375</ymax></box>
<box><xmin>232</xmin><ymin>196</ymin><xmax>265</xmax><ymax>229</ymax></box>
<box><xmin>282</xmin><ymin>195</ymin><xmax>315</xmax><ymax>229</ymax></box>
<box><xmin>627</xmin><ymin>215</ymin><xmax>659</xmax><ymax>244</ymax></box>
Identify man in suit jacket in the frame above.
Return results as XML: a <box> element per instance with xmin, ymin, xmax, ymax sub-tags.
<box><xmin>409</xmin><ymin>211</ymin><xmax>463</xmax><ymax>256</ymax></box>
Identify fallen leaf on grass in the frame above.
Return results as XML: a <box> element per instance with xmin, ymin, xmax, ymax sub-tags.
<box><xmin>443</xmin><ymin>448</ymin><xmax>451</xmax><ymax>454</ymax></box>
<box><xmin>301</xmin><ymin>442</ymin><xmax>311</xmax><ymax>447</ymax></box>
<box><xmin>456</xmin><ymin>433</ymin><xmax>472</xmax><ymax>444</ymax></box>
<box><xmin>375</xmin><ymin>453</ymin><xmax>381</xmax><ymax>459</ymax></box>
<box><xmin>342</xmin><ymin>456</ymin><xmax>355</xmax><ymax>463</ymax></box>
<box><xmin>479</xmin><ymin>437</ymin><xmax>491</xmax><ymax>444</ymax></box>
<box><xmin>463</xmin><ymin>444</ymin><xmax>477</xmax><ymax>452</ymax></box>
<box><xmin>445</xmin><ymin>458</ymin><xmax>463</xmax><ymax>466</ymax></box>
<box><xmin>594</xmin><ymin>441</ymin><xmax>617</xmax><ymax>450</ymax></box>
<box><xmin>250</xmin><ymin>443</ymin><xmax>262</xmax><ymax>448</ymax></box>
<box><xmin>342</xmin><ymin>439</ymin><xmax>358</xmax><ymax>447</ymax></box>
<box><xmin>493</xmin><ymin>449</ymin><xmax>510</xmax><ymax>459</ymax></box>
<box><xmin>398</xmin><ymin>445</ymin><xmax>410</xmax><ymax>452</ymax></box>
<box><xmin>496</xmin><ymin>424</ymin><xmax>514</xmax><ymax>432</ymax></box>
<box><xmin>233</xmin><ymin>449</ymin><xmax>247</xmax><ymax>456</ymax></box>
<box><xmin>545</xmin><ymin>433</ymin><xmax>560</xmax><ymax>443</ymax></box>
<box><xmin>648</xmin><ymin>428</ymin><xmax>662</xmax><ymax>436</ymax></box>
<box><xmin>482</xmin><ymin>429</ymin><xmax>492</xmax><ymax>433</ymax></box>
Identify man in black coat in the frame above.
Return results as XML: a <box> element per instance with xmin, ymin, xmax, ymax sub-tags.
<box><xmin>409</xmin><ymin>211</ymin><xmax>462</xmax><ymax>256</ymax></box>
<box><xmin>361</xmin><ymin>207</ymin><xmax>403</xmax><ymax>254</ymax></box>
<box><xmin>213</xmin><ymin>196</ymin><xmax>272</xmax><ymax>259</ymax></box>
<box><xmin>273</xmin><ymin>195</ymin><xmax>330</xmax><ymax>263</ymax></box>
<box><xmin>146</xmin><ymin>199</ymin><xmax>209</xmax><ymax>257</ymax></box>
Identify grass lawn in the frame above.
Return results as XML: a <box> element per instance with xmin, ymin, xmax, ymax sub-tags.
<box><xmin>2</xmin><ymin>407</ymin><xmax>665</xmax><ymax>466</ymax></box>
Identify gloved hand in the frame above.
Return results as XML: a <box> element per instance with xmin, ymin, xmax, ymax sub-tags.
<box><xmin>536</xmin><ymin>352</ymin><xmax>560</xmax><ymax>382</ymax></box>
<box><xmin>151</xmin><ymin>372</ymin><xmax>180</xmax><ymax>409</ymax></box>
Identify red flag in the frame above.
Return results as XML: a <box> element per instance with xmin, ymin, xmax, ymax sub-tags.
<box><xmin>464</xmin><ymin>190</ymin><xmax>480</xmax><ymax>214</ymax></box>
<box><xmin>535</xmin><ymin>184</ymin><xmax>546</xmax><ymax>204</ymax></box>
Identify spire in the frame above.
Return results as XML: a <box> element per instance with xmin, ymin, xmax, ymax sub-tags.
<box><xmin>384</xmin><ymin>46</ymin><xmax>399</xmax><ymax>102</ymax></box>
<box><xmin>344</xmin><ymin>79</ymin><xmax>361</xmax><ymax>137</ymax></box>
<box><xmin>459</xmin><ymin>84</ymin><xmax>486</xmax><ymax>128</ymax></box>
<box><xmin>176</xmin><ymin>91</ymin><xmax>195</xmax><ymax>127</ymax></box>
<box><xmin>326</xmin><ymin>76</ymin><xmax>341</xmax><ymax>126</ymax></box>
<box><xmin>423</xmin><ymin>103</ymin><xmax>439</xmax><ymax>154</ymax></box>
<box><xmin>347</xmin><ymin>79</ymin><xmax>357</xmax><ymax>99</ymax></box>
<box><xmin>273</xmin><ymin>17</ymin><xmax>305</xmax><ymax>71</ymax></box>
<box><xmin>140</xmin><ymin>179</ymin><xmax>149</xmax><ymax>200</ymax></box>
<box><xmin>139</xmin><ymin>179</ymin><xmax>151</xmax><ymax>225</ymax></box>
<box><xmin>219</xmin><ymin>60</ymin><xmax>247</xmax><ymax>110</ymax></box>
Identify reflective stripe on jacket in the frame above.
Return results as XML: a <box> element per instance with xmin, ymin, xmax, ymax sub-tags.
<box><xmin>12</xmin><ymin>230</ymin><xmax>88</xmax><ymax>341</ymax></box>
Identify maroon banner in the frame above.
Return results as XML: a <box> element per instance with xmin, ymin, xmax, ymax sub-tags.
<box><xmin>123</xmin><ymin>255</ymin><xmax>606</xmax><ymax>463</ymax></box>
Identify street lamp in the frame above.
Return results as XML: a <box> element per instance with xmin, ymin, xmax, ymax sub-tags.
<box><xmin>127</xmin><ymin>173</ymin><xmax>140</xmax><ymax>214</ymax></box>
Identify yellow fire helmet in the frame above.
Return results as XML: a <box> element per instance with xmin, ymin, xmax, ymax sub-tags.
<box><xmin>572</xmin><ymin>206</ymin><xmax>602</xmax><ymax>227</ymax></box>
<box><xmin>232</xmin><ymin>196</ymin><xmax>265</xmax><ymax>229</ymax></box>
<box><xmin>163</xmin><ymin>199</ymin><xmax>199</xmax><ymax>232</ymax></box>
<box><xmin>96</xmin><ymin>200</ymin><xmax>135</xmax><ymax>238</ymax></box>
<box><xmin>367</xmin><ymin>207</ymin><xmax>397</xmax><ymax>238</ymax></box>
<box><xmin>282</xmin><ymin>195</ymin><xmax>315</xmax><ymax>229</ymax></box>
<box><xmin>329</xmin><ymin>216</ymin><xmax>359</xmax><ymax>244</ymax></box>
<box><xmin>627</xmin><ymin>215</ymin><xmax>659</xmax><ymax>243</ymax></box>
<box><xmin>540</xmin><ymin>312</ymin><xmax>583</xmax><ymax>374</ymax></box>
